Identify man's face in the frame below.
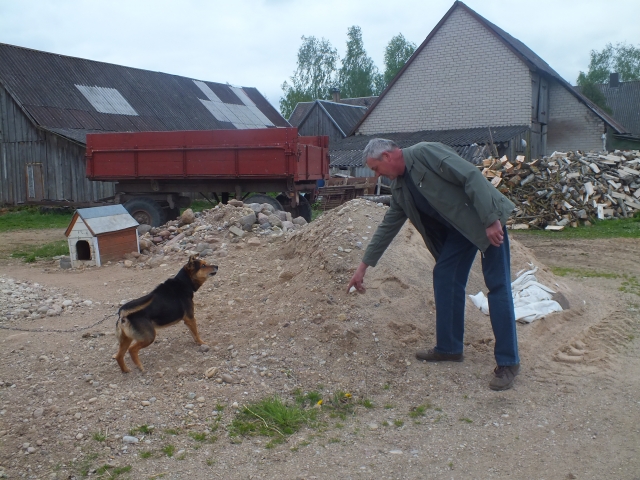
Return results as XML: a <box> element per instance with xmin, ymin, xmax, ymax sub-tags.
<box><xmin>366</xmin><ymin>152</ymin><xmax>401</xmax><ymax>180</ymax></box>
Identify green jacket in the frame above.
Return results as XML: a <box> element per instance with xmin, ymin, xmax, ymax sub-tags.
<box><xmin>362</xmin><ymin>142</ymin><xmax>515</xmax><ymax>266</ymax></box>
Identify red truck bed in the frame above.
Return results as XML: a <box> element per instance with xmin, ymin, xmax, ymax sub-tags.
<box><xmin>86</xmin><ymin>127</ymin><xmax>329</xmax><ymax>182</ymax></box>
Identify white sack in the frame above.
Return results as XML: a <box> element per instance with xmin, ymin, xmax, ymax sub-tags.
<box><xmin>469</xmin><ymin>265</ymin><xmax>563</xmax><ymax>323</ymax></box>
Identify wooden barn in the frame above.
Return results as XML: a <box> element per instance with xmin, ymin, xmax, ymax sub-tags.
<box><xmin>0</xmin><ymin>43</ymin><xmax>289</xmax><ymax>206</ymax></box>
<box><xmin>64</xmin><ymin>205</ymin><xmax>139</xmax><ymax>268</ymax></box>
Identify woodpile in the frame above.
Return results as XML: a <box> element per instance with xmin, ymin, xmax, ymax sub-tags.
<box><xmin>481</xmin><ymin>150</ymin><xmax>640</xmax><ymax>230</ymax></box>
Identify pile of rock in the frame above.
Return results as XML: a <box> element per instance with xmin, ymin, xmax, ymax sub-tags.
<box><xmin>481</xmin><ymin>149</ymin><xmax>640</xmax><ymax>229</ymax></box>
<box><xmin>128</xmin><ymin>201</ymin><xmax>309</xmax><ymax>267</ymax></box>
<box><xmin>0</xmin><ymin>276</ymin><xmax>96</xmax><ymax>321</ymax></box>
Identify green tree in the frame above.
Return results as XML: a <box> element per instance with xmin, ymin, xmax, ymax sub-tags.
<box><xmin>338</xmin><ymin>26</ymin><xmax>383</xmax><ymax>98</ymax></box>
<box><xmin>577</xmin><ymin>42</ymin><xmax>640</xmax><ymax>113</ymax></box>
<box><xmin>280</xmin><ymin>36</ymin><xmax>339</xmax><ymax>119</ymax></box>
<box><xmin>383</xmin><ymin>33</ymin><xmax>416</xmax><ymax>85</ymax></box>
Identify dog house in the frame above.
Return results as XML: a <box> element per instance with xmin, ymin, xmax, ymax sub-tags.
<box><xmin>65</xmin><ymin>205</ymin><xmax>139</xmax><ymax>268</ymax></box>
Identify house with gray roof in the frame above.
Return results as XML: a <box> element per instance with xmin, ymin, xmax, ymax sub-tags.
<box><xmin>0</xmin><ymin>43</ymin><xmax>289</xmax><ymax>206</ymax></box>
<box><xmin>341</xmin><ymin>0</ymin><xmax>628</xmax><ymax>173</ymax></box>
<box><xmin>584</xmin><ymin>75</ymin><xmax>640</xmax><ymax>137</ymax></box>
<box><xmin>289</xmin><ymin>100</ymin><xmax>368</xmax><ymax>142</ymax></box>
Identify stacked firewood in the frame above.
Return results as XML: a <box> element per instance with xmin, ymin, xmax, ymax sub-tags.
<box><xmin>479</xmin><ymin>150</ymin><xmax>640</xmax><ymax>230</ymax></box>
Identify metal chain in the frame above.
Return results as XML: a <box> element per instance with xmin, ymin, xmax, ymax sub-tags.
<box><xmin>0</xmin><ymin>312</ymin><xmax>117</xmax><ymax>333</ymax></box>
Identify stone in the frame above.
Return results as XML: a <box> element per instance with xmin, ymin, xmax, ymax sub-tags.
<box><xmin>180</xmin><ymin>209</ymin><xmax>195</xmax><ymax>225</ymax></box>
<box><xmin>123</xmin><ymin>260</ymin><xmax>133</xmax><ymax>268</ymax></box>
<box><xmin>199</xmin><ymin>344</ymin><xmax>210</xmax><ymax>353</ymax></box>
<box><xmin>257</xmin><ymin>213</ymin><xmax>270</xmax><ymax>225</ymax></box>
<box><xmin>33</xmin><ymin>408</ymin><xmax>44</xmax><ymax>418</ymax></box>
<box><xmin>228</xmin><ymin>199</ymin><xmax>244</xmax><ymax>207</ymax></box>
<box><xmin>267</xmin><ymin>214</ymin><xmax>282</xmax><ymax>228</ymax></box>
<box><xmin>205</xmin><ymin>367</ymin><xmax>219</xmax><ymax>378</ymax></box>
<box><xmin>247</xmin><ymin>203</ymin><xmax>263</xmax><ymax>214</ymax></box>
<box><xmin>122</xmin><ymin>436</ymin><xmax>139</xmax><ymax>444</ymax></box>
<box><xmin>281</xmin><ymin>221</ymin><xmax>294</xmax><ymax>232</ymax></box>
<box><xmin>62</xmin><ymin>300</ymin><xmax>73</xmax><ymax>307</ymax></box>
<box><xmin>141</xmin><ymin>401</ymin><xmax>150</xmax><ymax>406</ymax></box>
<box><xmin>229</xmin><ymin>226</ymin><xmax>245</xmax><ymax>238</ymax></box>
<box><xmin>195</xmin><ymin>243</ymin><xmax>209</xmax><ymax>253</ymax></box>
<box><xmin>247</xmin><ymin>237</ymin><xmax>261</xmax><ymax>246</ymax></box>
<box><xmin>137</xmin><ymin>224</ymin><xmax>152</xmax><ymax>235</ymax></box>
<box><xmin>221</xmin><ymin>373</ymin><xmax>235</xmax><ymax>384</ymax></box>
<box><xmin>292</xmin><ymin>216</ymin><xmax>307</xmax><ymax>226</ymax></box>
<box><xmin>60</xmin><ymin>257</ymin><xmax>72</xmax><ymax>270</ymax></box>
<box><xmin>75</xmin><ymin>433</ymin><xmax>84</xmax><ymax>440</ymax></box>
<box><xmin>196</xmin><ymin>396</ymin><xmax>205</xmax><ymax>403</ymax></box>
<box><xmin>278</xmin><ymin>270</ymin><xmax>296</xmax><ymax>281</ymax></box>
<box><xmin>238</xmin><ymin>212</ymin><xmax>257</xmax><ymax>230</ymax></box>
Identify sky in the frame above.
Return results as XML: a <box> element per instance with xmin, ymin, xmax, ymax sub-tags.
<box><xmin>1</xmin><ymin>0</ymin><xmax>639</xmax><ymax>115</ymax></box>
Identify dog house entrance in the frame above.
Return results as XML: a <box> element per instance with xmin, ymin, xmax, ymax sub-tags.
<box><xmin>76</xmin><ymin>240</ymin><xmax>91</xmax><ymax>260</ymax></box>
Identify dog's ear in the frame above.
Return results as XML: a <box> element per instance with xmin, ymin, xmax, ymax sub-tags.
<box><xmin>188</xmin><ymin>254</ymin><xmax>199</xmax><ymax>266</ymax></box>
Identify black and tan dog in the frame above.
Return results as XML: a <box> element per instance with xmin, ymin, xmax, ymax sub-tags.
<box><xmin>113</xmin><ymin>255</ymin><xmax>218</xmax><ymax>373</ymax></box>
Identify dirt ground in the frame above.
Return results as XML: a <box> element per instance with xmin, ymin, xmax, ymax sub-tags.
<box><xmin>0</xmin><ymin>201</ymin><xmax>639</xmax><ymax>480</ymax></box>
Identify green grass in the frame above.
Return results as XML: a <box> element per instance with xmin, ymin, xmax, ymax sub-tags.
<box><xmin>409</xmin><ymin>403</ymin><xmax>432</xmax><ymax>418</ymax></box>
<box><xmin>229</xmin><ymin>396</ymin><xmax>316</xmax><ymax>440</ymax></box>
<box><xmin>459</xmin><ymin>417</ymin><xmax>473</xmax><ymax>424</ymax></box>
<box><xmin>164</xmin><ymin>428</ymin><xmax>180</xmax><ymax>435</ymax></box>
<box><xmin>551</xmin><ymin>266</ymin><xmax>620</xmax><ymax>279</ymax></box>
<box><xmin>162</xmin><ymin>444</ymin><xmax>175</xmax><ymax>457</ymax></box>
<box><xmin>384</xmin><ymin>404</ymin><xmax>394</xmax><ymax>409</ymax></box>
<box><xmin>513</xmin><ymin>215</ymin><xmax>640</xmax><ymax>239</ymax></box>
<box><xmin>95</xmin><ymin>464</ymin><xmax>131</xmax><ymax>478</ymax></box>
<box><xmin>0</xmin><ymin>207</ymin><xmax>72</xmax><ymax>232</ymax></box>
<box><xmin>359</xmin><ymin>399</ymin><xmax>374</xmax><ymax>409</ymax></box>
<box><xmin>92</xmin><ymin>431</ymin><xmax>106</xmax><ymax>442</ymax></box>
<box><xmin>129</xmin><ymin>424</ymin><xmax>152</xmax><ymax>436</ymax></box>
<box><xmin>189</xmin><ymin>432</ymin><xmax>207</xmax><ymax>442</ymax></box>
<box><xmin>11</xmin><ymin>239</ymin><xmax>68</xmax><ymax>263</ymax></box>
<box><xmin>394</xmin><ymin>419</ymin><xmax>404</xmax><ymax>428</ymax></box>
<box><xmin>139</xmin><ymin>450</ymin><xmax>152</xmax><ymax>459</ymax></box>
<box><xmin>620</xmin><ymin>276</ymin><xmax>640</xmax><ymax>296</ymax></box>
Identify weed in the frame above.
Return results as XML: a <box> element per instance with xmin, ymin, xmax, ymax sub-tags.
<box><xmin>434</xmin><ymin>414</ymin><xmax>444</xmax><ymax>423</ymax></box>
<box><xmin>394</xmin><ymin>419</ymin><xmax>404</xmax><ymax>428</ymax></box>
<box><xmin>295</xmin><ymin>390</ymin><xmax>322</xmax><ymax>407</ymax></box>
<box><xmin>129</xmin><ymin>424</ymin><xmax>152</xmax><ymax>436</ymax></box>
<box><xmin>11</xmin><ymin>240</ymin><xmax>68</xmax><ymax>263</ymax></box>
<box><xmin>384</xmin><ymin>404</ymin><xmax>394</xmax><ymax>409</ymax></box>
<box><xmin>206</xmin><ymin>458</ymin><xmax>215</xmax><ymax>466</ymax></box>
<box><xmin>448</xmin><ymin>462</ymin><xmax>454</xmax><ymax>469</ymax></box>
<box><xmin>382</xmin><ymin>421</ymin><xmax>389</xmax><ymax>427</ymax></box>
<box><xmin>409</xmin><ymin>403</ymin><xmax>431</xmax><ymax>418</ymax></box>
<box><xmin>139</xmin><ymin>450</ymin><xmax>152</xmax><ymax>459</ymax></box>
<box><xmin>189</xmin><ymin>432</ymin><xmax>207</xmax><ymax>442</ymax></box>
<box><xmin>459</xmin><ymin>417</ymin><xmax>473</xmax><ymax>423</ymax></box>
<box><xmin>229</xmin><ymin>396</ymin><xmax>315</xmax><ymax>439</ymax></box>
<box><xmin>92</xmin><ymin>431</ymin><xmax>106</xmax><ymax>442</ymax></box>
<box><xmin>164</xmin><ymin>428</ymin><xmax>180</xmax><ymax>435</ymax></box>
<box><xmin>215</xmin><ymin>403</ymin><xmax>225</xmax><ymax>412</ymax></box>
<box><xmin>176</xmin><ymin>453</ymin><xmax>186</xmax><ymax>460</ymax></box>
<box><xmin>299</xmin><ymin>440</ymin><xmax>311</xmax><ymax>447</ymax></box>
<box><xmin>383</xmin><ymin>383</ymin><xmax>390</xmax><ymax>390</ymax></box>
<box><xmin>620</xmin><ymin>275</ymin><xmax>640</xmax><ymax>296</ymax></box>
<box><xmin>329</xmin><ymin>437</ymin><xmax>340</xmax><ymax>443</ymax></box>
<box><xmin>359</xmin><ymin>399</ymin><xmax>374</xmax><ymax>409</ymax></box>
<box><xmin>335</xmin><ymin>423</ymin><xmax>344</xmax><ymax>429</ymax></box>
<box><xmin>95</xmin><ymin>464</ymin><xmax>131</xmax><ymax>478</ymax></box>
<box><xmin>265</xmin><ymin>437</ymin><xmax>285</xmax><ymax>449</ymax></box>
<box><xmin>162</xmin><ymin>444</ymin><xmax>175</xmax><ymax>457</ymax></box>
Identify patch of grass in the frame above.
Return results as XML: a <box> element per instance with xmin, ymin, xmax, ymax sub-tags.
<box><xmin>381</xmin><ymin>420</ymin><xmax>389</xmax><ymax>427</ymax></box>
<box><xmin>0</xmin><ymin>207</ymin><xmax>73</xmax><ymax>232</ymax></box>
<box><xmin>551</xmin><ymin>266</ymin><xmax>620</xmax><ymax>279</ymax></box>
<box><xmin>409</xmin><ymin>403</ymin><xmax>431</xmax><ymax>418</ymax></box>
<box><xmin>294</xmin><ymin>390</ymin><xmax>323</xmax><ymax>407</ymax></box>
<box><xmin>394</xmin><ymin>419</ymin><xmax>404</xmax><ymax>428</ymax></box>
<box><xmin>513</xmin><ymin>215</ymin><xmax>640</xmax><ymax>239</ymax></box>
<box><xmin>229</xmin><ymin>396</ymin><xmax>315</xmax><ymax>440</ymax></box>
<box><xmin>359</xmin><ymin>399</ymin><xmax>374</xmax><ymax>409</ymax></box>
<box><xmin>92</xmin><ymin>431</ymin><xmax>106</xmax><ymax>442</ymax></box>
<box><xmin>206</xmin><ymin>458</ymin><xmax>215</xmax><ymax>466</ymax></box>
<box><xmin>335</xmin><ymin>422</ymin><xmax>344</xmax><ymax>429</ymax></box>
<box><xmin>189</xmin><ymin>432</ymin><xmax>207</xmax><ymax>442</ymax></box>
<box><xmin>162</xmin><ymin>444</ymin><xmax>175</xmax><ymax>458</ymax></box>
<box><xmin>620</xmin><ymin>275</ymin><xmax>640</xmax><ymax>296</ymax></box>
<box><xmin>139</xmin><ymin>450</ymin><xmax>152</xmax><ymax>459</ymax></box>
<box><xmin>129</xmin><ymin>424</ymin><xmax>152</xmax><ymax>436</ymax></box>
<box><xmin>383</xmin><ymin>383</ymin><xmax>390</xmax><ymax>390</ymax></box>
<box><xmin>459</xmin><ymin>417</ymin><xmax>473</xmax><ymax>424</ymax></box>
<box><xmin>265</xmin><ymin>437</ymin><xmax>285</xmax><ymax>449</ymax></box>
<box><xmin>329</xmin><ymin>437</ymin><xmax>340</xmax><ymax>443</ymax></box>
<box><xmin>384</xmin><ymin>404</ymin><xmax>394</xmax><ymax>409</ymax></box>
<box><xmin>95</xmin><ymin>464</ymin><xmax>131</xmax><ymax>478</ymax></box>
<box><xmin>11</xmin><ymin>240</ymin><xmax>68</xmax><ymax>263</ymax></box>
<box><xmin>164</xmin><ymin>428</ymin><xmax>180</xmax><ymax>435</ymax></box>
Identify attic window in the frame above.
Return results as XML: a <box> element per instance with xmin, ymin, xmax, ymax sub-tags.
<box><xmin>193</xmin><ymin>80</ymin><xmax>274</xmax><ymax>129</ymax></box>
<box><xmin>75</xmin><ymin>85</ymin><xmax>138</xmax><ymax>116</ymax></box>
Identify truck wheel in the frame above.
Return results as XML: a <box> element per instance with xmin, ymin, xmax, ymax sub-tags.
<box><xmin>124</xmin><ymin>197</ymin><xmax>166</xmax><ymax>227</ymax></box>
<box><xmin>276</xmin><ymin>194</ymin><xmax>312</xmax><ymax>223</ymax></box>
<box><xmin>244</xmin><ymin>194</ymin><xmax>283</xmax><ymax>213</ymax></box>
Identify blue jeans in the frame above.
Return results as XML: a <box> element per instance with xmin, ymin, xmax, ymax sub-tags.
<box><xmin>432</xmin><ymin>226</ymin><xmax>520</xmax><ymax>366</ymax></box>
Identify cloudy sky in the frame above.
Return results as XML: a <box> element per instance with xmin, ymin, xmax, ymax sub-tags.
<box><xmin>1</xmin><ymin>0</ymin><xmax>639</xmax><ymax>115</ymax></box>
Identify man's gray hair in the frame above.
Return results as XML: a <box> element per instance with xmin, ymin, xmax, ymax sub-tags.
<box><xmin>362</xmin><ymin>138</ymin><xmax>399</xmax><ymax>166</ymax></box>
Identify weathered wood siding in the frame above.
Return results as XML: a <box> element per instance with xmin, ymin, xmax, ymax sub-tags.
<box><xmin>0</xmin><ymin>86</ymin><xmax>115</xmax><ymax>205</ymax></box>
<box><xmin>297</xmin><ymin>104</ymin><xmax>345</xmax><ymax>142</ymax></box>
<box><xmin>96</xmin><ymin>228</ymin><xmax>138</xmax><ymax>263</ymax></box>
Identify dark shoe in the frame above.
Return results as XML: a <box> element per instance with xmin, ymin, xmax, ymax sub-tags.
<box><xmin>489</xmin><ymin>364</ymin><xmax>520</xmax><ymax>391</ymax></box>
<box><xmin>415</xmin><ymin>348</ymin><xmax>463</xmax><ymax>362</ymax></box>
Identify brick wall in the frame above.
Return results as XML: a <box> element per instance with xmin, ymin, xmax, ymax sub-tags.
<box><xmin>546</xmin><ymin>80</ymin><xmax>605</xmax><ymax>153</ymax></box>
<box><xmin>357</xmin><ymin>7</ymin><xmax>532</xmax><ymax>134</ymax></box>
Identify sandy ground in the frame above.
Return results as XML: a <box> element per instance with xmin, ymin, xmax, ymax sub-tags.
<box><xmin>0</xmin><ymin>202</ymin><xmax>639</xmax><ymax>480</ymax></box>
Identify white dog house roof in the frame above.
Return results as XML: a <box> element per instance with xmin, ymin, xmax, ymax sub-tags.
<box><xmin>66</xmin><ymin>205</ymin><xmax>139</xmax><ymax>236</ymax></box>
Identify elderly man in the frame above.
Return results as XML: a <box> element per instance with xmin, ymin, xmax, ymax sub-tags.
<box><xmin>347</xmin><ymin>139</ymin><xmax>520</xmax><ymax>391</ymax></box>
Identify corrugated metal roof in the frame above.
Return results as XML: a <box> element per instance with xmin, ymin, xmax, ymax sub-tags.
<box><xmin>584</xmin><ymin>81</ymin><xmax>640</xmax><ymax>136</ymax></box>
<box><xmin>350</xmin><ymin>1</ymin><xmax>627</xmax><ymax>136</ymax></box>
<box><xmin>330</xmin><ymin>125</ymin><xmax>527</xmax><ymax>167</ymax></box>
<box><xmin>75</xmin><ymin>205</ymin><xmax>139</xmax><ymax>235</ymax></box>
<box><xmin>0</xmin><ymin>43</ymin><xmax>289</xmax><ymax>144</ymax></box>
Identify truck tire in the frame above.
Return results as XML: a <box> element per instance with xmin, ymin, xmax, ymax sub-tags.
<box><xmin>124</xmin><ymin>197</ymin><xmax>166</xmax><ymax>227</ymax></box>
<box><xmin>276</xmin><ymin>194</ymin><xmax>312</xmax><ymax>223</ymax></box>
<box><xmin>244</xmin><ymin>194</ymin><xmax>283</xmax><ymax>213</ymax></box>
